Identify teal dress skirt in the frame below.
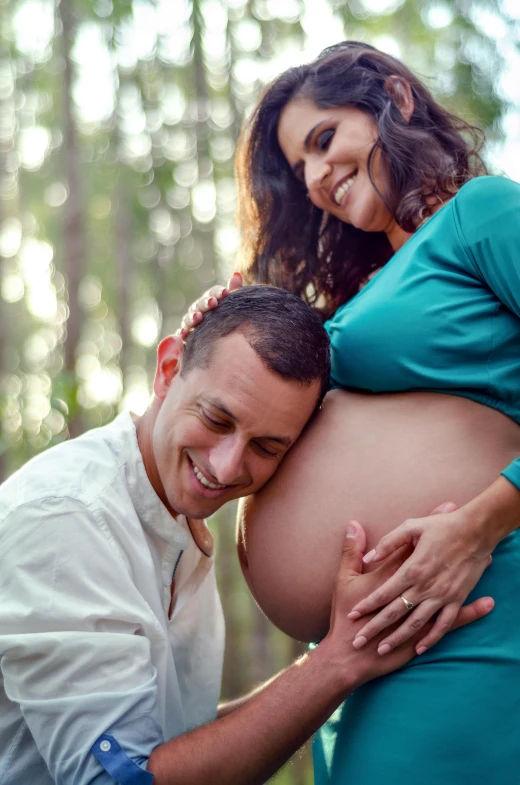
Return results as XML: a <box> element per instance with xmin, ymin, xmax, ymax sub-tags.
<box><xmin>313</xmin><ymin>530</ymin><xmax>520</xmax><ymax>784</ymax></box>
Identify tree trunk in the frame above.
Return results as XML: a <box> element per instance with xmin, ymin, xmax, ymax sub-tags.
<box><xmin>115</xmin><ymin>169</ymin><xmax>132</xmax><ymax>390</ymax></box>
<box><xmin>58</xmin><ymin>0</ymin><xmax>85</xmax><ymax>436</ymax></box>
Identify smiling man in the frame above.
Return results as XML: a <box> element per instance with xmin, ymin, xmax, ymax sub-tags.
<box><xmin>0</xmin><ymin>286</ymin><xmax>492</xmax><ymax>785</ymax></box>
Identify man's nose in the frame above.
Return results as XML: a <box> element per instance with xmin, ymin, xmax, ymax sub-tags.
<box><xmin>306</xmin><ymin>158</ymin><xmax>332</xmax><ymax>192</ymax></box>
<box><xmin>208</xmin><ymin>437</ymin><xmax>246</xmax><ymax>486</ymax></box>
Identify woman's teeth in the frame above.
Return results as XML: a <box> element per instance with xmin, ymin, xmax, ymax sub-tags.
<box><xmin>192</xmin><ymin>461</ymin><xmax>227</xmax><ymax>490</ymax></box>
<box><xmin>334</xmin><ymin>175</ymin><xmax>356</xmax><ymax>205</ymax></box>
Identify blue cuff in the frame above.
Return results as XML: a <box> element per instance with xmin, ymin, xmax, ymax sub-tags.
<box><xmin>92</xmin><ymin>734</ymin><xmax>154</xmax><ymax>784</ymax></box>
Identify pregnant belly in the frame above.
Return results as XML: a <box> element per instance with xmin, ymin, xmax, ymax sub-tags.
<box><xmin>238</xmin><ymin>390</ymin><xmax>520</xmax><ymax>642</ymax></box>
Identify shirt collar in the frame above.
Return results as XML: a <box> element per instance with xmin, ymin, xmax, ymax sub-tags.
<box><xmin>115</xmin><ymin>411</ymin><xmax>193</xmax><ymax>551</ymax></box>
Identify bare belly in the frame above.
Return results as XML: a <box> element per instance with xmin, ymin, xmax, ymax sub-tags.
<box><xmin>238</xmin><ymin>390</ymin><xmax>520</xmax><ymax>642</ymax></box>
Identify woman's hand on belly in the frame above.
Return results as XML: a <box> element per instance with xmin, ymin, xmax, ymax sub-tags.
<box><xmin>324</xmin><ymin>520</ymin><xmax>494</xmax><ymax>688</ymax></box>
<box><xmin>348</xmin><ymin>500</ymin><xmax>496</xmax><ymax>657</ymax></box>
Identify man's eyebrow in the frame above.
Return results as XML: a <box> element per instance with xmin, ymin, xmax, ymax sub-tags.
<box><xmin>204</xmin><ymin>397</ymin><xmax>236</xmax><ymax>420</ymax></box>
<box><xmin>291</xmin><ymin>121</ymin><xmax>327</xmax><ymax>177</ymax></box>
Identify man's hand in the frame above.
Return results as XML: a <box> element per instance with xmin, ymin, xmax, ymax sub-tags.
<box><xmin>324</xmin><ymin>517</ymin><xmax>494</xmax><ymax>690</ymax></box>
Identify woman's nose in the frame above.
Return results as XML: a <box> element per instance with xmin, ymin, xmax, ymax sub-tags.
<box><xmin>306</xmin><ymin>159</ymin><xmax>332</xmax><ymax>191</ymax></box>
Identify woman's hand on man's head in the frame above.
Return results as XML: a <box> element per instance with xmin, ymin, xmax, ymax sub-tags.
<box><xmin>177</xmin><ymin>273</ymin><xmax>243</xmax><ymax>340</ymax></box>
<box><xmin>345</xmin><ymin>501</ymin><xmax>494</xmax><ymax>657</ymax></box>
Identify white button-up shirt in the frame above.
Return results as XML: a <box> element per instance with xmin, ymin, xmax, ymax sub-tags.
<box><xmin>0</xmin><ymin>412</ymin><xmax>225</xmax><ymax>784</ymax></box>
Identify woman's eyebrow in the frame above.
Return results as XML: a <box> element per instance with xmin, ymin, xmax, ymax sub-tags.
<box><xmin>303</xmin><ymin>120</ymin><xmax>326</xmax><ymax>151</ymax></box>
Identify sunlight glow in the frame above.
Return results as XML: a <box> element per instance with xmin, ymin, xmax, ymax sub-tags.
<box><xmin>13</xmin><ymin>0</ymin><xmax>54</xmax><ymax>62</ymax></box>
<box><xmin>2</xmin><ymin>274</ymin><xmax>25</xmax><ymax>304</ymax></box>
<box><xmin>423</xmin><ymin>3</ymin><xmax>454</xmax><ymax>29</ymax></box>
<box><xmin>72</xmin><ymin>23</ymin><xmax>116</xmax><ymax>125</ymax></box>
<box><xmin>19</xmin><ymin>126</ymin><xmax>52</xmax><ymax>170</ymax></box>
<box><xmin>81</xmin><ymin>366</ymin><xmax>123</xmax><ymax>407</ymax></box>
<box><xmin>0</xmin><ymin>218</ymin><xmax>22</xmax><ymax>258</ymax></box>
<box><xmin>361</xmin><ymin>0</ymin><xmax>404</xmax><ymax>14</ymax></box>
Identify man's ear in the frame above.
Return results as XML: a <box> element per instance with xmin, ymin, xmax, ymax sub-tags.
<box><xmin>153</xmin><ymin>335</ymin><xmax>185</xmax><ymax>400</ymax></box>
<box><xmin>384</xmin><ymin>75</ymin><xmax>414</xmax><ymax>123</ymax></box>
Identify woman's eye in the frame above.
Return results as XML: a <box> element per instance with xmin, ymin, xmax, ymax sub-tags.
<box><xmin>317</xmin><ymin>128</ymin><xmax>334</xmax><ymax>151</ymax></box>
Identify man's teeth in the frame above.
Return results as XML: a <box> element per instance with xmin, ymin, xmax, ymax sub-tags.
<box><xmin>334</xmin><ymin>175</ymin><xmax>356</xmax><ymax>205</ymax></box>
<box><xmin>192</xmin><ymin>462</ymin><xmax>227</xmax><ymax>490</ymax></box>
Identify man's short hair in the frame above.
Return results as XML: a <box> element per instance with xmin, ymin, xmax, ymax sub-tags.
<box><xmin>181</xmin><ymin>285</ymin><xmax>331</xmax><ymax>405</ymax></box>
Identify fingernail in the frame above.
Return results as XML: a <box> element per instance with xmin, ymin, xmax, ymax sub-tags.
<box><xmin>416</xmin><ymin>646</ymin><xmax>427</xmax><ymax>655</ymax></box>
<box><xmin>353</xmin><ymin>636</ymin><xmax>367</xmax><ymax>650</ymax></box>
<box><xmin>378</xmin><ymin>644</ymin><xmax>391</xmax><ymax>656</ymax></box>
<box><xmin>363</xmin><ymin>549</ymin><xmax>376</xmax><ymax>564</ymax></box>
<box><xmin>345</xmin><ymin>522</ymin><xmax>358</xmax><ymax>539</ymax></box>
<box><xmin>348</xmin><ymin>611</ymin><xmax>361</xmax><ymax>620</ymax></box>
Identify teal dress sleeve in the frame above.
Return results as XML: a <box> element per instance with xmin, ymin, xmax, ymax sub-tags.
<box><xmin>454</xmin><ymin>176</ymin><xmax>520</xmax><ymax>490</ymax></box>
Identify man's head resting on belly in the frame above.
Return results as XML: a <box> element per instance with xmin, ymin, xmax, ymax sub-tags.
<box><xmin>136</xmin><ymin>285</ymin><xmax>330</xmax><ymax>520</ymax></box>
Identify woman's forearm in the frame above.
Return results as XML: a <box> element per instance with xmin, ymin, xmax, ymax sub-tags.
<box><xmin>464</xmin><ymin>475</ymin><xmax>520</xmax><ymax>551</ymax></box>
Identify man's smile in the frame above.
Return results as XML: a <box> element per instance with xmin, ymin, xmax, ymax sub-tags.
<box><xmin>187</xmin><ymin>455</ymin><xmax>233</xmax><ymax>498</ymax></box>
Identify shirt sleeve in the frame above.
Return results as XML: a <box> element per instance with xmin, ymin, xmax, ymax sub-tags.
<box><xmin>454</xmin><ymin>175</ymin><xmax>520</xmax><ymax>490</ymax></box>
<box><xmin>0</xmin><ymin>497</ymin><xmax>163</xmax><ymax>785</ymax></box>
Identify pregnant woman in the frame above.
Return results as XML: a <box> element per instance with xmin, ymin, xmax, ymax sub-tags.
<box><xmin>182</xmin><ymin>42</ymin><xmax>520</xmax><ymax>783</ymax></box>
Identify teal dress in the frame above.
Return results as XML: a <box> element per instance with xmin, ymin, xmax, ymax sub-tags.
<box><xmin>314</xmin><ymin>176</ymin><xmax>520</xmax><ymax>784</ymax></box>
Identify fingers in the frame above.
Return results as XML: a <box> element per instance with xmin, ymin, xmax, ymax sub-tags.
<box><xmin>416</xmin><ymin>596</ymin><xmax>495</xmax><ymax>657</ymax></box>
<box><xmin>228</xmin><ymin>271</ymin><xmax>243</xmax><ymax>290</ymax></box>
<box><xmin>362</xmin><ymin>524</ymin><xmax>415</xmax><ymax>566</ymax></box>
<box><xmin>330</xmin><ymin>521</ymin><xmax>366</xmax><ymax>622</ymax></box>
<box><xmin>373</xmin><ymin>599</ymin><xmax>441</xmax><ymax>654</ymax></box>
<box><xmin>338</xmin><ymin>521</ymin><xmax>367</xmax><ymax>581</ymax></box>
<box><xmin>412</xmin><ymin>602</ymin><xmax>460</xmax><ymax>654</ymax></box>
<box><xmin>348</xmin><ymin>560</ymin><xmax>412</xmax><ymax>621</ymax></box>
<box><xmin>362</xmin><ymin>503</ymin><xmax>456</xmax><ymax>567</ymax></box>
<box><xmin>351</xmin><ymin>591</ymin><xmax>417</xmax><ymax>649</ymax></box>
<box><xmin>449</xmin><ymin>596</ymin><xmax>494</xmax><ymax>631</ymax></box>
<box><xmin>413</xmin><ymin>597</ymin><xmax>494</xmax><ymax>655</ymax></box>
<box><xmin>178</xmin><ymin>310</ymin><xmax>204</xmax><ymax>340</ymax></box>
<box><xmin>178</xmin><ymin>283</ymin><xmax>233</xmax><ymax>339</ymax></box>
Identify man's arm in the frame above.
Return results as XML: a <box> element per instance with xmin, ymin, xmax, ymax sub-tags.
<box><xmin>0</xmin><ymin>499</ymin><xmax>164</xmax><ymax>785</ymax></box>
<box><xmin>148</xmin><ymin>525</ymin><xmax>493</xmax><ymax>785</ymax></box>
<box><xmin>217</xmin><ymin>686</ymin><xmax>264</xmax><ymax>718</ymax></box>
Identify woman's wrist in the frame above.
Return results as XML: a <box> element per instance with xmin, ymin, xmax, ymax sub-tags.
<box><xmin>462</xmin><ymin>475</ymin><xmax>520</xmax><ymax>552</ymax></box>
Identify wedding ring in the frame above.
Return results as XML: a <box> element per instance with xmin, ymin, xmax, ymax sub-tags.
<box><xmin>400</xmin><ymin>594</ymin><xmax>415</xmax><ymax>612</ymax></box>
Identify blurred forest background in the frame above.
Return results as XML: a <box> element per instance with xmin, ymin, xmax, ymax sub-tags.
<box><xmin>1</xmin><ymin>0</ymin><xmax>519</xmax><ymax>781</ymax></box>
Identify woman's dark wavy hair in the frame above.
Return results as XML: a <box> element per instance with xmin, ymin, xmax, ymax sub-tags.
<box><xmin>236</xmin><ymin>41</ymin><xmax>486</xmax><ymax>318</ymax></box>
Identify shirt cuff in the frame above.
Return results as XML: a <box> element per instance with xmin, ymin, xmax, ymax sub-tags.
<box><xmin>91</xmin><ymin>734</ymin><xmax>154</xmax><ymax>784</ymax></box>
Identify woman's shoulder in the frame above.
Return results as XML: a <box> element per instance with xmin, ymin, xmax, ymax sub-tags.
<box><xmin>453</xmin><ymin>176</ymin><xmax>520</xmax><ymax>237</ymax></box>
<box><xmin>455</xmin><ymin>175</ymin><xmax>520</xmax><ymax>212</ymax></box>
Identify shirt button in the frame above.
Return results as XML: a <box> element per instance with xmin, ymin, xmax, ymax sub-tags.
<box><xmin>100</xmin><ymin>740</ymin><xmax>111</xmax><ymax>752</ymax></box>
